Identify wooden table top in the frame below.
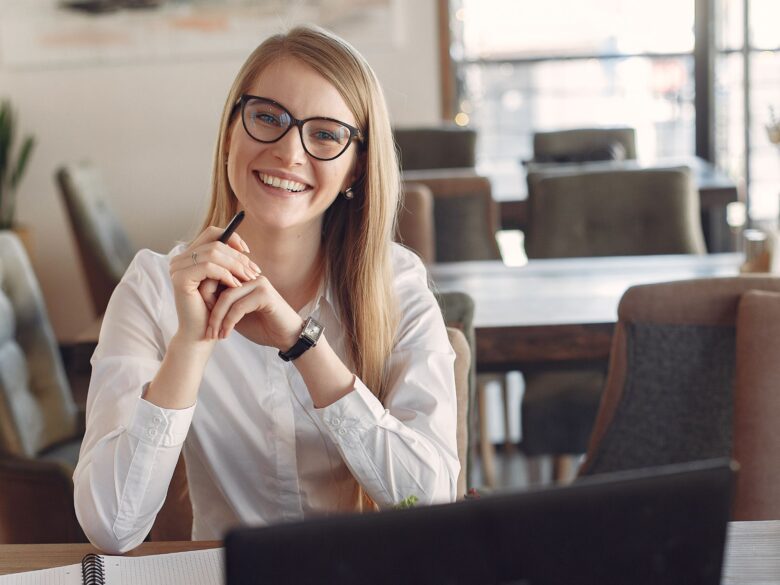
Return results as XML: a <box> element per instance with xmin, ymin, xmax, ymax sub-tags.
<box><xmin>0</xmin><ymin>521</ymin><xmax>777</xmax><ymax>582</ymax></box>
<box><xmin>0</xmin><ymin>540</ymin><xmax>220</xmax><ymax>576</ymax></box>
<box><xmin>430</xmin><ymin>253</ymin><xmax>743</xmax><ymax>371</ymax></box>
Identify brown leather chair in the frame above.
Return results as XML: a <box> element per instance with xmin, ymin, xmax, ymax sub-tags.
<box><xmin>396</xmin><ymin>183</ymin><xmax>435</xmax><ymax>264</ymax></box>
<box><xmin>394</xmin><ymin>126</ymin><xmax>477</xmax><ymax>171</ymax></box>
<box><xmin>531</xmin><ymin>127</ymin><xmax>637</xmax><ymax>164</ymax></box>
<box><xmin>56</xmin><ymin>163</ymin><xmax>137</xmax><ymax>318</ymax></box>
<box><xmin>0</xmin><ymin>232</ymin><xmax>86</xmax><ymax>543</ymax></box>
<box><xmin>732</xmin><ymin>290</ymin><xmax>780</xmax><ymax>520</ymax></box>
<box><xmin>401</xmin><ymin>172</ymin><xmax>502</xmax><ymax>262</ymax></box>
<box><xmin>579</xmin><ymin>277</ymin><xmax>780</xmax><ymax>523</ymax></box>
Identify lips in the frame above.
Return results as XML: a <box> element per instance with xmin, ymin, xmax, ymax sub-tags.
<box><xmin>254</xmin><ymin>171</ymin><xmax>311</xmax><ymax>193</ymax></box>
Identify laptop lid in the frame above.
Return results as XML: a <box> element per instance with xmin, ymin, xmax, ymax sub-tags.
<box><xmin>225</xmin><ymin>458</ymin><xmax>735</xmax><ymax>585</ymax></box>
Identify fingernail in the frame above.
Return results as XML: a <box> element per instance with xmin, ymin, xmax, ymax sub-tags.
<box><xmin>219</xmin><ymin>328</ymin><xmax>226</xmax><ymax>339</ymax></box>
<box><xmin>241</xmin><ymin>239</ymin><xmax>250</xmax><ymax>253</ymax></box>
<box><xmin>250</xmin><ymin>262</ymin><xmax>262</xmax><ymax>274</ymax></box>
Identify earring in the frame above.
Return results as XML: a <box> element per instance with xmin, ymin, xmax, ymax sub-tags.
<box><xmin>342</xmin><ymin>186</ymin><xmax>354</xmax><ymax>200</ymax></box>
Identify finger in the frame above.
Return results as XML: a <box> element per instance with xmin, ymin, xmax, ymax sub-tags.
<box><xmin>208</xmin><ymin>284</ymin><xmax>255</xmax><ymax>339</ymax></box>
<box><xmin>172</xmin><ymin>243</ymin><xmax>261</xmax><ymax>282</ymax></box>
<box><xmin>199</xmin><ymin>278</ymin><xmax>220</xmax><ymax>310</ymax></box>
<box><xmin>225</xmin><ymin>232</ymin><xmax>251</xmax><ymax>254</ymax></box>
<box><xmin>172</xmin><ymin>261</ymin><xmax>243</xmax><ymax>293</ymax></box>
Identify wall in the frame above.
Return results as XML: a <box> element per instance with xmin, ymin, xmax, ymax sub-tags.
<box><xmin>0</xmin><ymin>0</ymin><xmax>441</xmax><ymax>340</ymax></box>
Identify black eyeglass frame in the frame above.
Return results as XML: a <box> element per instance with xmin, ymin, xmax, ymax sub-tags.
<box><xmin>235</xmin><ymin>94</ymin><xmax>365</xmax><ymax>161</ymax></box>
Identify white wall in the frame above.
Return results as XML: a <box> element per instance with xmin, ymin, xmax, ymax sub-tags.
<box><xmin>0</xmin><ymin>0</ymin><xmax>441</xmax><ymax>340</ymax></box>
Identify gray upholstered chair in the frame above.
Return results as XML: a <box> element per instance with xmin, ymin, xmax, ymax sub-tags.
<box><xmin>56</xmin><ymin>163</ymin><xmax>137</xmax><ymax>317</ymax></box>
<box><xmin>394</xmin><ymin>126</ymin><xmax>477</xmax><ymax>171</ymax></box>
<box><xmin>396</xmin><ymin>183</ymin><xmax>435</xmax><ymax>264</ymax></box>
<box><xmin>579</xmin><ymin>277</ymin><xmax>780</xmax><ymax>514</ymax></box>
<box><xmin>0</xmin><ymin>232</ymin><xmax>86</xmax><ymax>543</ymax></box>
<box><xmin>401</xmin><ymin>173</ymin><xmax>502</xmax><ymax>262</ymax></box>
<box><xmin>521</xmin><ymin>166</ymin><xmax>706</xmax><ymax>480</ymax></box>
<box><xmin>525</xmin><ymin>166</ymin><xmax>706</xmax><ymax>259</ymax></box>
<box><xmin>531</xmin><ymin>127</ymin><xmax>637</xmax><ymax>164</ymax></box>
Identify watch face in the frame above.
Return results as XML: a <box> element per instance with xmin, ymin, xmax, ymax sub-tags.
<box><xmin>302</xmin><ymin>318</ymin><xmax>323</xmax><ymax>342</ymax></box>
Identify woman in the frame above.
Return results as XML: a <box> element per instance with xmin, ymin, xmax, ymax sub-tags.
<box><xmin>74</xmin><ymin>25</ymin><xmax>458</xmax><ymax>554</ymax></box>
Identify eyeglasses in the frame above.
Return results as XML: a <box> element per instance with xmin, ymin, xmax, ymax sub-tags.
<box><xmin>236</xmin><ymin>94</ymin><xmax>364</xmax><ymax>161</ymax></box>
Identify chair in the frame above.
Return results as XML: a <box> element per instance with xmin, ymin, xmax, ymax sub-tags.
<box><xmin>0</xmin><ymin>232</ymin><xmax>86</xmax><ymax>542</ymax></box>
<box><xmin>394</xmin><ymin>126</ymin><xmax>477</xmax><ymax>171</ymax></box>
<box><xmin>396</xmin><ymin>183</ymin><xmax>435</xmax><ymax>264</ymax></box>
<box><xmin>56</xmin><ymin>163</ymin><xmax>137</xmax><ymax>317</ymax></box>
<box><xmin>732</xmin><ymin>290</ymin><xmax>780</xmax><ymax>520</ymax></box>
<box><xmin>521</xmin><ymin>166</ymin><xmax>706</xmax><ymax>481</ymax></box>
<box><xmin>531</xmin><ymin>127</ymin><xmax>637</xmax><ymax>164</ymax></box>
<box><xmin>400</xmin><ymin>173</ymin><xmax>502</xmax><ymax>262</ymax></box>
<box><xmin>579</xmin><ymin>277</ymin><xmax>780</xmax><ymax>506</ymax></box>
<box><xmin>525</xmin><ymin>166</ymin><xmax>706</xmax><ymax>258</ymax></box>
<box><xmin>0</xmin><ymin>456</ymin><xmax>86</xmax><ymax>543</ymax></box>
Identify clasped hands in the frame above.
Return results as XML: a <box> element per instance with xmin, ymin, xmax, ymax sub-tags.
<box><xmin>169</xmin><ymin>226</ymin><xmax>304</xmax><ymax>351</ymax></box>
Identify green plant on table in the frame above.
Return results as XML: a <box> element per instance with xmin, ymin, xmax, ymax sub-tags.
<box><xmin>0</xmin><ymin>99</ymin><xmax>36</xmax><ymax>230</ymax></box>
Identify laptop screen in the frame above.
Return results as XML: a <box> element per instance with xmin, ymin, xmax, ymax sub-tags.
<box><xmin>225</xmin><ymin>458</ymin><xmax>734</xmax><ymax>585</ymax></box>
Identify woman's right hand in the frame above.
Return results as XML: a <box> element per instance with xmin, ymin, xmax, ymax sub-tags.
<box><xmin>168</xmin><ymin>227</ymin><xmax>262</xmax><ymax>344</ymax></box>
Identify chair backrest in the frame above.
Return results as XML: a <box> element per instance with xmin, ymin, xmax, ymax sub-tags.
<box><xmin>394</xmin><ymin>126</ymin><xmax>477</xmax><ymax>171</ymax></box>
<box><xmin>0</xmin><ymin>456</ymin><xmax>86</xmax><ymax>543</ymax></box>
<box><xmin>401</xmin><ymin>173</ymin><xmax>501</xmax><ymax>262</ymax></box>
<box><xmin>56</xmin><ymin>163</ymin><xmax>137</xmax><ymax>317</ymax></box>
<box><xmin>732</xmin><ymin>290</ymin><xmax>780</xmax><ymax>520</ymax></box>
<box><xmin>580</xmin><ymin>276</ymin><xmax>780</xmax><ymax>480</ymax></box>
<box><xmin>446</xmin><ymin>326</ymin><xmax>471</xmax><ymax>499</ymax></box>
<box><xmin>0</xmin><ymin>232</ymin><xmax>78</xmax><ymax>458</ymax></box>
<box><xmin>396</xmin><ymin>182</ymin><xmax>435</xmax><ymax>264</ymax></box>
<box><xmin>526</xmin><ymin>166</ymin><xmax>706</xmax><ymax>259</ymax></box>
<box><xmin>532</xmin><ymin>127</ymin><xmax>637</xmax><ymax>162</ymax></box>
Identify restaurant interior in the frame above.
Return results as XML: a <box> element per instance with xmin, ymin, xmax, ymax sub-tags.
<box><xmin>1</xmin><ymin>0</ymin><xmax>780</xmax><ymax>580</ymax></box>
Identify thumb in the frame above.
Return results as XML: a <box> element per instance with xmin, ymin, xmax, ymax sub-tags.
<box><xmin>199</xmin><ymin>278</ymin><xmax>220</xmax><ymax>310</ymax></box>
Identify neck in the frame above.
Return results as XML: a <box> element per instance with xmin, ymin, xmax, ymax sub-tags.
<box><xmin>239</xmin><ymin>221</ymin><xmax>325</xmax><ymax>312</ymax></box>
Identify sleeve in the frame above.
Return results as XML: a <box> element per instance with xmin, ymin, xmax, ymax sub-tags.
<box><xmin>316</xmin><ymin>248</ymin><xmax>459</xmax><ymax>508</ymax></box>
<box><xmin>73</xmin><ymin>249</ymin><xmax>196</xmax><ymax>554</ymax></box>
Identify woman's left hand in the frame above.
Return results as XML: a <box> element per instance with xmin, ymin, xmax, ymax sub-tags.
<box><xmin>205</xmin><ymin>275</ymin><xmax>304</xmax><ymax>350</ymax></box>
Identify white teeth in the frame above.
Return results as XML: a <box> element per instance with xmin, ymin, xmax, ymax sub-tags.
<box><xmin>258</xmin><ymin>172</ymin><xmax>307</xmax><ymax>192</ymax></box>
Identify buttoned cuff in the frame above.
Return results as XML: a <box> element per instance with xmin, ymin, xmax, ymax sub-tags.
<box><xmin>317</xmin><ymin>380</ymin><xmax>385</xmax><ymax>444</ymax></box>
<box><xmin>127</xmin><ymin>396</ymin><xmax>196</xmax><ymax>447</ymax></box>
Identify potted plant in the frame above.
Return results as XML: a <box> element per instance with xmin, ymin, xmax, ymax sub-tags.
<box><xmin>0</xmin><ymin>99</ymin><xmax>36</xmax><ymax>235</ymax></box>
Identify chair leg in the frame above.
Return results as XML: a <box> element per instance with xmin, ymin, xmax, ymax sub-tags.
<box><xmin>477</xmin><ymin>379</ymin><xmax>496</xmax><ymax>488</ymax></box>
<box><xmin>501</xmin><ymin>378</ymin><xmax>514</xmax><ymax>453</ymax></box>
<box><xmin>552</xmin><ymin>455</ymin><xmax>577</xmax><ymax>484</ymax></box>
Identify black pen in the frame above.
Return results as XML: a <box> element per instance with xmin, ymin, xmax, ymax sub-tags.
<box><xmin>218</xmin><ymin>210</ymin><xmax>245</xmax><ymax>244</ymax></box>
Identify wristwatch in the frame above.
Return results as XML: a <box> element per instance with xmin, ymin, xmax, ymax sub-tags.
<box><xmin>278</xmin><ymin>317</ymin><xmax>324</xmax><ymax>362</ymax></box>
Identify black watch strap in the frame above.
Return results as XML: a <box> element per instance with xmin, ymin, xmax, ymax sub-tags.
<box><xmin>278</xmin><ymin>317</ymin><xmax>323</xmax><ymax>362</ymax></box>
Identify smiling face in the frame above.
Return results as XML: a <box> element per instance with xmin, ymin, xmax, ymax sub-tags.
<box><xmin>225</xmin><ymin>56</ymin><xmax>361</xmax><ymax>235</ymax></box>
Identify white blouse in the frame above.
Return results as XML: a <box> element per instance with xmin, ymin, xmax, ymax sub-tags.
<box><xmin>73</xmin><ymin>243</ymin><xmax>458</xmax><ymax>553</ymax></box>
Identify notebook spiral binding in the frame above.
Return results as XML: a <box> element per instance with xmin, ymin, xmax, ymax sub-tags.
<box><xmin>82</xmin><ymin>553</ymin><xmax>106</xmax><ymax>585</ymax></box>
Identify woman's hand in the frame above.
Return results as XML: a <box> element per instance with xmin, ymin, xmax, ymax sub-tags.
<box><xmin>205</xmin><ymin>275</ymin><xmax>304</xmax><ymax>351</ymax></box>
<box><xmin>168</xmin><ymin>227</ymin><xmax>262</xmax><ymax>344</ymax></box>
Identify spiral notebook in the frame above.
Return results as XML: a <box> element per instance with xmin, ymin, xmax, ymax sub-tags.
<box><xmin>0</xmin><ymin>548</ymin><xmax>223</xmax><ymax>585</ymax></box>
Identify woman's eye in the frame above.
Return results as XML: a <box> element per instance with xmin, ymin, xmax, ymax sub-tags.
<box><xmin>253</xmin><ymin>112</ymin><xmax>281</xmax><ymax>126</ymax></box>
<box><xmin>313</xmin><ymin>130</ymin><xmax>338</xmax><ymax>142</ymax></box>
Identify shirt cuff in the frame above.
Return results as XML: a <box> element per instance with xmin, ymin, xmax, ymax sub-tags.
<box><xmin>127</xmin><ymin>396</ymin><xmax>196</xmax><ymax>447</ymax></box>
<box><xmin>317</xmin><ymin>379</ymin><xmax>386</xmax><ymax>444</ymax></box>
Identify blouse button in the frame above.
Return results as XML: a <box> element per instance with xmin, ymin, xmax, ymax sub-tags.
<box><xmin>330</xmin><ymin>417</ymin><xmax>342</xmax><ymax>427</ymax></box>
<box><xmin>147</xmin><ymin>427</ymin><xmax>158</xmax><ymax>438</ymax></box>
<box><xmin>338</xmin><ymin>428</ymin><xmax>348</xmax><ymax>436</ymax></box>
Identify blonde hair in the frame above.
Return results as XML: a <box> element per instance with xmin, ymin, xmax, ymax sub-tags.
<box><xmin>201</xmin><ymin>26</ymin><xmax>400</xmax><ymax>403</ymax></box>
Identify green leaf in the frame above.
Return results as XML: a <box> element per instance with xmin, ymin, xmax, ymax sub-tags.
<box><xmin>9</xmin><ymin>135</ymin><xmax>35</xmax><ymax>191</ymax></box>
<box><xmin>394</xmin><ymin>495</ymin><xmax>419</xmax><ymax>509</ymax></box>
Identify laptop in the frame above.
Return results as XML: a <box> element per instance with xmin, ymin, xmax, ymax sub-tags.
<box><xmin>225</xmin><ymin>458</ymin><xmax>735</xmax><ymax>585</ymax></box>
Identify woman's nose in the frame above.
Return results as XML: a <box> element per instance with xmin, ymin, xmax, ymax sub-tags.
<box><xmin>270</xmin><ymin>126</ymin><xmax>307</xmax><ymax>166</ymax></box>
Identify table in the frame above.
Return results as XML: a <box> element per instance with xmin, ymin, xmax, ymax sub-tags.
<box><xmin>1</xmin><ymin>522</ymin><xmax>777</xmax><ymax>583</ymax></box>
<box><xmin>430</xmin><ymin>253</ymin><xmax>743</xmax><ymax>373</ymax></box>
<box><xmin>404</xmin><ymin>156</ymin><xmax>741</xmax><ymax>252</ymax></box>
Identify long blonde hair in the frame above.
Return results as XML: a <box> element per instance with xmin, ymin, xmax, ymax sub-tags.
<box><xmin>201</xmin><ymin>26</ymin><xmax>400</xmax><ymax>402</ymax></box>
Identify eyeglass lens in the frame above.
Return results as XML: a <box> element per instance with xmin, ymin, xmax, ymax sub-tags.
<box><xmin>243</xmin><ymin>98</ymin><xmax>353</xmax><ymax>160</ymax></box>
